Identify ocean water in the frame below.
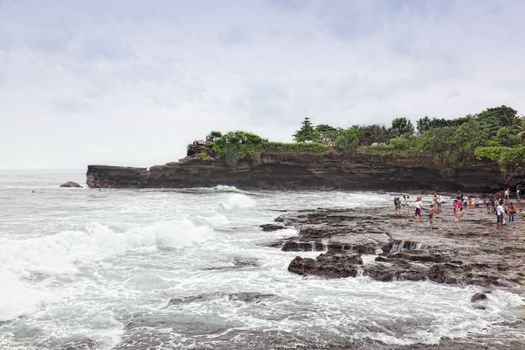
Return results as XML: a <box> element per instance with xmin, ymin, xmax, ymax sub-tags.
<box><xmin>0</xmin><ymin>170</ymin><xmax>523</xmax><ymax>349</ymax></box>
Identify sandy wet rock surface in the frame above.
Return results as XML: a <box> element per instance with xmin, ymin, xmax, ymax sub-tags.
<box><xmin>267</xmin><ymin>203</ymin><xmax>525</xmax><ymax>349</ymax></box>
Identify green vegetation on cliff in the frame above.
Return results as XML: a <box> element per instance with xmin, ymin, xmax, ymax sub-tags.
<box><xmin>195</xmin><ymin>130</ymin><xmax>327</xmax><ymax>166</ymax></box>
<box><xmin>190</xmin><ymin>105</ymin><xmax>525</xmax><ymax>173</ymax></box>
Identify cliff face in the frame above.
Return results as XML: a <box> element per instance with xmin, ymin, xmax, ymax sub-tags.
<box><xmin>86</xmin><ymin>151</ymin><xmax>522</xmax><ymax>192</ymax></box>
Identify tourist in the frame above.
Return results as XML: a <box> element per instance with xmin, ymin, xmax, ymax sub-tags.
<box><xmin>504</xmin><ymin>188</ymin><xmax>510</xmax><ymax>200</ymax></box>
<box><xmin>517</xmin><ymin>185</ymin><xmax>522</xmax><ymax>202</ymax></box>
<box><xmin>403</xmin><ymin>195</ymin><xmax>410</xmax><ymax>214</ymax></box>
<box><xmin>414</xmin><ymin>197</ymin><xmax>423</xmax><ymax>222</ymax></box>
<box><xmin>467</xmin><ymin>197</ymin><xmax>473</xmax><ymax>210</ymax></box>
<box><xmin>490</xmin><ymin>195</ymin><xmax>497</xmax><ymax>214</ymax></box>
<box><xmin>474</xmin><ymin>195</ymin><xmax>480</xmax><ymax>208</ymax></box>
<box><xmin>453</xmin><ymin>197</ymin><xmax>462</xmax><ymax>222</ymax></box>
<box><xmin>496</xmin><ymin>200</ymin><xmax>505</xmax><ymax>229</ymax></box>
<box><xmin>484</xmin><ymin>196</ymin><xmax>489</xmax><ymax>210</ymax></box>
<box><xmin>436</xmin><ymin>193</ymin><xmax>442</xmax><ymax>213</ymax></box>
<box><xmin>394</xmin><ymin>197</ymin><xmax>401</xmax><ymax>215</ymax></box>
<box><xmin>462</xmin><ymin>194</ymin><xmax>468</xmax><ymax>208</ymax></box>
<box><xmin>508</xmin><ymin>202</ymin><xmax>517</xmax><ymax>222</ymax></box>
<box><xmin>428</xmin><ymin>204</ymin><xmax>437</xmax><ymax>224</ymax></box>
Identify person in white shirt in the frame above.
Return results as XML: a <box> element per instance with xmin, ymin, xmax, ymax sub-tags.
<box><xmin>496</xmin><ymin>201</ymin><xmax>506</xmax><ymax>229</ymax></box>
<box><xmin>414</xmin><ymin>197</ymin><xmax>423</xmax><ymax>222</ymax></box>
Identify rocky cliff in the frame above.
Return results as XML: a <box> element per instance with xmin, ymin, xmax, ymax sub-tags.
<box><xmin>86</xmin><ymin>151</ymin><xmax>523</xmax><ymax>191</ymax></box>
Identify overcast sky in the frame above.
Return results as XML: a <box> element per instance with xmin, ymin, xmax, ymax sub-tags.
<box><xmin>1</xmin><ymin>0</ymin><xmax>524</xmax><ymax>169</ymax></box>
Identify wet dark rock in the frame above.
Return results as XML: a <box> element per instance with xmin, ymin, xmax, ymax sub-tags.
<box><xmin>354</xmin><ymin>242</ymin><xmax>377</xmax><ymax>254</ymax></box>
<box><xmin>385</xmin><ymin>240</ymin><xmax>425</xmax><ymax>253</ymax></box>
<box><xmin>60</xmin><ymin>181</ymin><xmax>82</xmax><ymax>188</ymax></box>
<box><xmin>228</xmin><ymin>292</ymin><xmax>274</xmax><ymax>303</ymax></box>
<box><xmin>265</xmin><ymin>240</ymin><xmax>285</xmax><ymax>248</ymax></box>
<box><xmin>383</xmin><ymin>250</ymin><xmax>443</xmax><ymax>263</ymax></box>
<box><xmin>282</xmin><ymin>241</ymin><xmax>325</xmax><ymax>251</ymax></box>
<box><xmin>115</xmin><ymin>314</ymin><xmax>237</xmax><ymax>350</ymax></box>
<box><xmin>425</xmin><ymin>263</ymin><xmax>505</xmax><ymax>287</ymax></box>
<box><xmin>274</xmin><ymin>215</ymin><xmax>287</xmax><ymax>223</ymax></box>
<box><xmin>427</xmin><ymin>263</ymin><xmax>464</xmax><ymax>284</ymax></box>
<box><xmin>374</xmin><ymin>256</ymin><xmax>390</xmax><ymax>263</ymax></box>
<box><xmin>167</xmin><ymin>292</ymin><xmax>273</xmax><ymax>306</ymax></box>
<box><xmin>325</xmin><ymin>242</ymin><xmax>348</xmax><ymax>253</ymax></box>
<box><xmin>59</xmin><ymin>338</ymin><xmax>96</xmax><ymax>350</ymax></box>
<box><xmin>471</xmin><ymin>292</ymin><xmax>487</xmax><ymax>302</ymax></box>
<box><xmin>259</xmin><ymin>223</ymin><xmax>285</xmax><ymax>231</ymax></box>
<box><xmin>299</xmin><ymin>227</ymin><xmax>342</xmax><ymax>238</ymax></box>
<box><xmin>471</xmin><ymin>292</ymin><xmax>489</xmax><ymax>310</ymax></box>
<box><xmin>288</xmin><ymin>252</ymin><xmax>362</xmax><ymax>278</ymax></box>
<box><xmin>325</xmin><ymin>242</ymin><xmax>377</xmax><ymax>254</ymax></box>
<box><xmin>232</xmin><ymin>256</ymin><xmax>258</xmax><ymax>267</ymax></box>
<box><xmin>364</xmin><ymin>263</ymin><xmax>427</xmax><ymax>282</ymax></box>
<box><xmin>203</xmin><ymin>256</ymin><xmax>259</xmax><ymax>270</ymax></box>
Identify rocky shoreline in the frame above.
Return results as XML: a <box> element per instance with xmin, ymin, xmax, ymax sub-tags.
<box><xmin>261</xmin><ymin>201</ymin><xmax>525</xmax><ymax>349</ymax></box>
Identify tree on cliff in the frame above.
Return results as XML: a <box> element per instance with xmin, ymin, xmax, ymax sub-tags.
<box><xmin>416</xmin><ymin>116</ymin><xmax>454</xmax><ymax>134</ymax></box>
<box><xmin>390</xmin><ymin>117</ymin><xmax>414</xmax><ymax>137</ymax></box>
<box><xmin>206</xmin><ymin>131</ymin><xmax>222</xmax><ymax>142</ymax></box>
<box><xmin>294</xmin><ymin>117</ymin><xmax>320</xmax><ymax>142</ymax></box>
<box><xmin>476</xmin><ymin>106</ymin><xmax>519</xmax><ymax>136</ymax></box>
<box><xmin>358</xmin><ymin>124</ymin><xmax>391</xmax><ymax>145</ymax></box>
<box><xmin>516</xmin><ymin>117</ymin><xmax>525</xmax><ymax>140</ymax></box>
<box><xmin>315</xmin><ymin>124</ymin><xmax>339</xmax><ymax>145</ymax></box>
<box><xmin>334</xmin><ymin>127</ymin><xmax>360</xmax><ymax>151</ymax></box>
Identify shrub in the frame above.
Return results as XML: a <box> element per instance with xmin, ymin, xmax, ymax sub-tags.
<box><xmin>262</xmin><ymin>142</ymin><xmax>327</xmax><ymax>153</ymax></box>
<box><xmin>334</xmin><ymin>128</ymin><xmax>360</xmax><ymax>151</ymax></box>
<box><xmin>389</xmin><ymin>136</ymin><xmax>413</xmax><ymax>150</ymax></box>
<box><xmin>211</xmin><ymin>131</ymin><xmax>267</xmax><ymax>166</ymax></box>
<box><xmin>475</xmin><ymin>146</ymin><xmax>525</xmax><ymax>174</ymax></box>
<box><xmin>197</xmin><ymin>151</ymin><xmax>212</xmax><ymax>160</ymax></box>
<box><xmin>417</xmin><ymin>127</ymin><xmax>454</xmax><ymax>154</ymax></box>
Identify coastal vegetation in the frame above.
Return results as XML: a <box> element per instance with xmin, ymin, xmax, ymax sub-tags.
<box><xmin>190</xmin><ymin>106</ymin><xmax>525</xmax><ymax>172</ymax></box>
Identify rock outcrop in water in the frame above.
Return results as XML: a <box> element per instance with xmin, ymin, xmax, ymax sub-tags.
<box><xmin>288</xmin><ymin>252</ymin><xmax>363</xmax><ymax>278</ymax></box>
<box><xmin>86</xmin><ymin>151</ymin><xmax>524</xmax><ymax>191</ymax></box>
<box><xmin>60</xmin><ymin>181</ymin><xmax>82</xmax><ymax>188</ymax></box>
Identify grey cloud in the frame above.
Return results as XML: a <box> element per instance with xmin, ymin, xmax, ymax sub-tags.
<box><xmin>51</xmin><ymin>95</ymin><xmax>93</xmax><ymax>114</ymax></box>
<box><xmin>69</xmin><ymin>37</ymin><xmax>135</xmax><ymax>61</ymax></box>
<box><xmin>1</xmin><ymin>0</ymin><xmax>524</xmax><ymax>168</ymax></box>
<box><xmin>218</xmin><ymin>26</ymin><xmax>249</xmax><ymax>46</ymax></box>
<box><xmin>266</xmin><ymin>0</ymin><xmax>313</xmax><ymax>11</ymax></box>
<box><xmin>234</xmin><ymin>83</ymin><xmax>293</xmax><ymax>122</ymax></box>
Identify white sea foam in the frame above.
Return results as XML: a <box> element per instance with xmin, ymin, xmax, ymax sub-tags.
<box><xmin>221</xmin><ymin>193</ymin><xmax>256</xmax><ymax>210</ymax></box>
<box><xmin>0</xmin><ymin>220</ymin><xmax>213</xmax><ymax>278</ymax></box>
<box><xmin>0</xmin><ymin>219</ymin><xmax>213</xmax><ymax>322</ymax></box>
<box><xmin>214</xmin><ymin>185</ymin><xmax>243</xmax><ymax>192</ymax></box>
<box><xmin>0</xmin><ymin>170</ymin><xmax>523</xmax><ymax>349</ymax></box>
<box><xmin>199</xmin><ymin>214</ymin><xmax>230</xmax><ymax>227</ymax></box>
<box><xmin>0</xmin><ymin>271</ymin><xmax>52</xmax><ymax>322</ymax></box>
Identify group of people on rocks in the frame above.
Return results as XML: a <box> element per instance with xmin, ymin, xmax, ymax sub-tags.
<box><xmin>393</xmin><ymin>186</ymin><xmax>524</xmax><ymax>228</ymax></box>
<box><xmin>487</xmin><ymin>187</ymin><xmax>523</xmax><ymax>229</ymax></box>
<box><xmin>393</xmin><ymin>193</ymin><xmax>442</xmax><ymax>223</ymax></box>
